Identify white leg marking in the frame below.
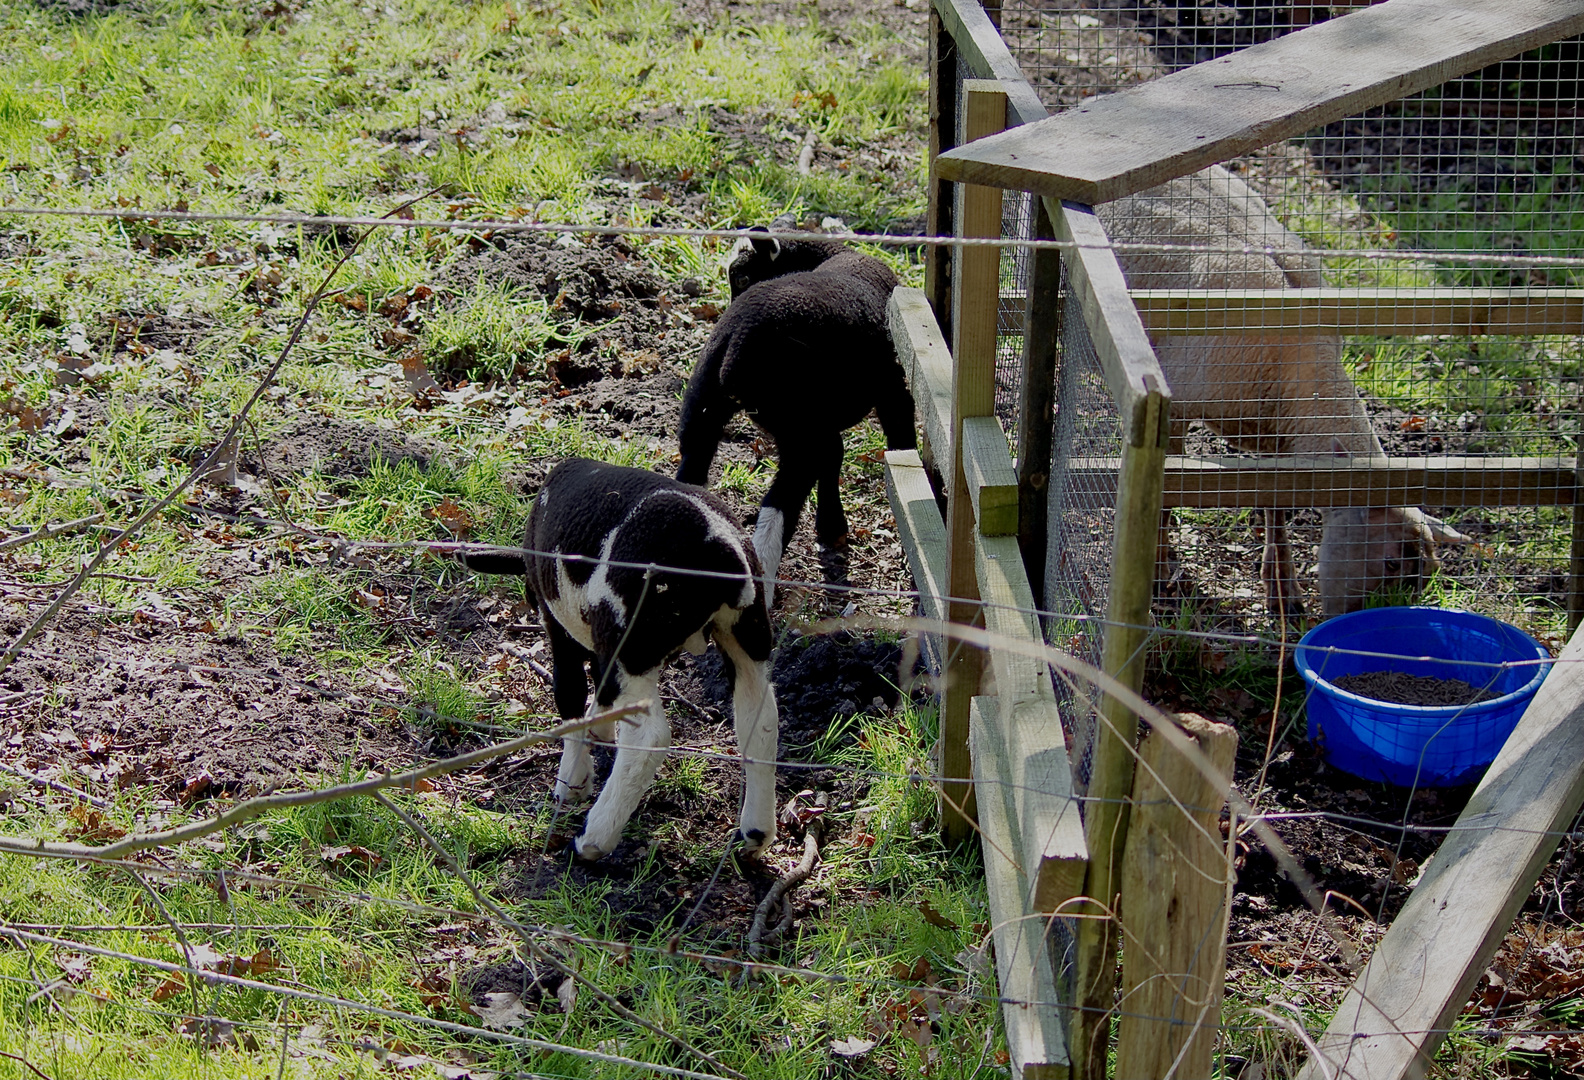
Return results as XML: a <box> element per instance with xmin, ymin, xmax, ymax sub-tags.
<box><xmin>575</xmin><ymin>670</ymin><xmax>669</xmax><ymax>861</ymax></box>
<box><xmin>718</xmin><ymin>629</ymin><xmax>778</xmax><ymax>854</ymax></box>
<box><xmin>554</xmin><ymin>729</ymin><xmax>595</xmax><ymax>806</ymax></box>
<box><xmin>752</xmin><ymin>508</ymin><xmax>785</xmax><ymax>608</ymax></box>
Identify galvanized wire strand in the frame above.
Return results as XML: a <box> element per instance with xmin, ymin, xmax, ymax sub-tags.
<box><xmin>2</xmin><ymin>202</ymin><xmax>1584</xmax><ymax>268</ymax></box>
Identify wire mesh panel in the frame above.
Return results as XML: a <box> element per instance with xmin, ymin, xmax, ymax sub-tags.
<box><xmin>1043</xmin><ymin>276</ymin><xmax>1122</xmax><ymax>797</ymax></box>
<box><xmin>995</xmin><ymin>0</ymin><xmax>1584</xmax><ymax>649</ymax></box>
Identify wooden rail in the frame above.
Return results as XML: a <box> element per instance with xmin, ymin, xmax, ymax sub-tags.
<box><xmin>1132</xmin><ymin>287</ymin><xmax>1584</xmax><ymax>337</ymax></box>
<box><xmin>1064</xmin><ymin>455</ymin><xmax>1578</xmax><ymax>509</ymax></box>
<box><xmin>934</xmin><ymin>0</ymin><xmax>1584</xmax><ymax>204</ymax></box>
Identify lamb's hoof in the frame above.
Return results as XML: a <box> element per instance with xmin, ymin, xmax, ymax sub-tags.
<box><xmin>572</xmin><ymin>834</ymin><xmax>609</xmax><ymax>861</ymax></box>
<box><xmin>736</xmin><ymin>826</ymin><xmax>773</xmax><ymax>856</ymax></box>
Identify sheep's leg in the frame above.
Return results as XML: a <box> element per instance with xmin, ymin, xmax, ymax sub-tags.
<box><xmin>1259</xmin><ymin>509</ymin><xmax>1304</xmax><ymax>620</ymax></box>
<box><xmin>755</xmin><ymin>443</ymin><xmax>821</xmax><ymax>606</ymax></box>
<box><xmin>811</xmin><ymin>429</ymin><xmax>849</xmax><ymax>548</ymax></box>
<box><xmin>874</xmin><ymin>373</ymin><xmax>918</xmax><ymax>452</ymax></box>
<box><xmin>715</xmin><ymin>607</ymin><xmax>778</xmax><ymax>854</ymax></box>
<box><xmin>676</xmin><ymin>376</ymin><xmax>735</xmax><ymax>486</ymax></box>
<box><xmin>545</xmin><ymin>613</ymin><xmax>597</xmax><ymax>805</ymax></box>
<box><xmin>575</xmin><ymin>666</ymin><xmax>668</xmax><ymax>861</ymax></box>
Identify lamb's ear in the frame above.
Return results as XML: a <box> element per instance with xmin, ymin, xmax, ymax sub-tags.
<box><xmin>1413</xmin><ymin>510</ymin><xmax>1470</xmax><ymax>546</ymax></box>
<box><xmin>747</xmin><ymin>225</ymin><xmax>781</xmax><ymax>261</ymax></box>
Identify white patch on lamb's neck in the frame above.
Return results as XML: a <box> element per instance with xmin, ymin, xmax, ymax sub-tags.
<box><xmin>662</xmin><ymin>491</ymin><xmax>755</xmax><ymax>608</ymax></box>
<box><xmin>752</xmin><ymin>508</ymin><xmax>785</xmax><ymax>608</ymax></box>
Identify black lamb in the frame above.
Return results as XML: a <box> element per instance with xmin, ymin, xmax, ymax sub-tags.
<box><xmin>676</xmin><ymin>228</ymin><xmax>917</xmax><ymax>603</ymax></box>
<box><xmin>462</xmin><ymin>457</ymin><xmax>778</xmax><ymax>861</ymax></box>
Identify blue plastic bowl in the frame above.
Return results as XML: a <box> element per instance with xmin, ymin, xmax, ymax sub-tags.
<box><xmin>1295</xmin><ymin>607</ymin><xmax>1551</xmax><ymax>788</ymax></box>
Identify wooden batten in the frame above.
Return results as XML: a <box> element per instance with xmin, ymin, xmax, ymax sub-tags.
<box><xmin>889</xmin><ymin>288</ymin><xmax>956</xmax><ymax>474</ymax></box>
<box><xmin>970</xmin><ymin>695</ymin><xmax>1074</xmax><ymax>1080</ymax></box>
<box><xmin>884</xmin><ymin>450</ymin><xmax>949</xmax><ymax>628</ymax></box>
<box><xmin>1298</xmin><ymin>623</ymin><xmax>1584</xmax><ymax>1080</ymax></box>
<box><xmin>975</xmin><ymin>533</ymin><xmax>1088</xmax><ymax>914</ymax></box>
<box><xmin>1064</xmin><ymin>455</ymin><xmax>1579</xmax><ymax>509</ymax></box>
<box><xmin>1131</xmin><ymin>286</ymin><xmax>1584</xmax><ymax>338</ymax></box>
<box><xmin>962</xmin><ymin>416</ymin><xmax>1021</xmax><ymax>537</ymax></box>
<box><xmin>929</xmin><ymin>0</ymin><xmax>1046</xmax><ymax>127</ymax></box>
<box><xmin>934</xmin><ymin>0</ymin><xmax>1584</xmax><ymax>204</ymax></box>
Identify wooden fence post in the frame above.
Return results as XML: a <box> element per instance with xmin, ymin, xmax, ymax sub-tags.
<box><xmin>938</xmin><ymin>78</ymin><xmax>1006</xmax><ymax>846</ymax></box>
<box><xmin>1072</xmin><ymin>384</ymin><xmax>1169</xmax><ymax>1079</ymax></box>
<box><xmin>1114</xmin><ymin>713</ymin><xmax>1238</xmax><ymax>1080</ymax></box>
<box><xmin>1017</xmin><ymin>197</ymin><xmax>1062</xmax><ymax>612</ymax></box>
<box><xmin>926</xmin><ymin>6</ymin><xmax>958</xmax><ymax>334</ymax></box>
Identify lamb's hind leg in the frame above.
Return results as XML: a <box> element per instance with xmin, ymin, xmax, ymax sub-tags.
<box><xmin>1259</xmin><ymin>509</ymin><xmax>1304</xmax><ymax>620</ymax></box>
<box><xmin>811</xmin><ymin>428</ymin><xmax>849</xmax><ymax>548</ymax></box>
<box><xmin>714</xmin><ymin>604</ymin><xmax>778</xmax><ymax>854</ymax></box>
<box><xmin>755</xmin><ymin>438</ymin><xmax>822</xmax><ymax>606</ymax></box>
<box><xmin>575</xmin><ymin>665</ymin><xmax>669</xmax><ymax>861</ymax></box>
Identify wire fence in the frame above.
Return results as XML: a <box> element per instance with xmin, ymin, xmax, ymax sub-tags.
<box><xmin>1</xmin><ymin>181</ymin><xmax>1583</xmax><ymax>1074</ymax></box>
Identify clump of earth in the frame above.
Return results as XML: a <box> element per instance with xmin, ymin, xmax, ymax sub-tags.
<box><xmin>1331</xmin><ymin>670</ymin><xmax>1501</xmax><ymax>707</ymax></box>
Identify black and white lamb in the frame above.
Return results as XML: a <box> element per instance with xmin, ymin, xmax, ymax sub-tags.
<box><xmin>462</xmin><ymin>457</ymin><xmax>778</xmax><ymax>861</ymax></box>
<box><xmin>676</xmin><ymin>228</ymin><xmax>917</xmax><ymax>603</ymax></box>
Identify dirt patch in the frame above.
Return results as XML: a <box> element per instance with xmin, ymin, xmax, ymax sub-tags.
<box><xmin>0</xmin><ymin>610</ymin><xmax>407</xmax><ymax>795</ymax></box>
<box><xmin>1330</xmin><ymin>670</ymin><xmax>1501</xmax><ymax>707</ymax></box>
<box><xmin>242</xmin><ymin>413</ymin><xmax>439</xmax><ymax>482</ymax></box>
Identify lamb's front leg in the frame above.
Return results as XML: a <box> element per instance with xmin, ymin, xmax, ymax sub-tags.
<box><xmin>575</xmin><ymin>668</ymin><xmax>669</xmax><ymax>861</ymax></box>
<box><xmin>716</xmin><ymin>620</ymin><xmax>778</xmax><ymax>854</ymax></box>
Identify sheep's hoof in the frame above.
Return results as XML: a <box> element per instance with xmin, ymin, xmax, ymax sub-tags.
<box><xmin>572</xmin><ymin>835</ymin><xmax>608</xmax><ymax>861</ymax></box>
<box><xmin>736</xmin><ymin>826</ymin><xmax>772</xmax><ymax>856</ymax></box>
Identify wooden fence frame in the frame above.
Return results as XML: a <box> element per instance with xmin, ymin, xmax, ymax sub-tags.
<box><xmin>902</xmin><ymin>2</ymin><xmax>1584</xmax><ymax>1079</ymax></box>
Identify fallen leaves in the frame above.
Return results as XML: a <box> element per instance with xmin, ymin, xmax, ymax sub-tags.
<box><xmin>321</xmin><ymin>844</ymin><xmax>383</xmax><ymax>870</ymax></box>
<box><xmin>65</xmin><ymin>803</ymin><xmax>126</xmax><ymax>842</ymax></box>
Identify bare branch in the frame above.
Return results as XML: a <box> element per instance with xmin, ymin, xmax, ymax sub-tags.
<box><xmin>0</xmin><ymin>514</ymin><xmax>107</xmax><ymax>550</ymax></box>
<box><xmin>0</xmin><ymin>705</ymin><xmax>642</xmax><ymax>861</ymax></box>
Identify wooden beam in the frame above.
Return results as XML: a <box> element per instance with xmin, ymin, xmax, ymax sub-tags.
<box><xmin>971</xmin><ymin>695</ymin><xmax>1073</xmax><ymax>1080</ymax></box>
<box><xmin>1131</xmin><ymin>287</ymin><xmax>1584</xmax><ymax>338</ymax></box>
<box><xmin>976</xmin><ymin>533</ymin><xmax>1089</xmax><ymax>915</ymax></box>
<box><xmin>884</xmin><ymin>451</ymin><xmax>949</xmax><ymax>627</ymax></box>
<box><xmin>1297</xmin><ymin>623</ymin><xmax>1584</xmax><ymax>1080</ymax></box>
<box><xmin>929</xmin><ymin>0</ymin><xmax>1047</xmax><ymax>127</ymax></box>
<box><xmin>1065</xmin><ymin>455</ymin><xmax>1578</xmax><ymax>509</ymax></box>
<box><xmin>940</xmin><ymin>80</ymin><xmax>1008</xmax><ymax>845</ymax></box>
<box><xmin>963</xmin><ymin>416</ymin><xmax>1020</xmax><ymax>537</ymax></box>
<box><xmin>925</xmin><ymin>5</ymin><xmax>957</xmax><ymax>332</ymax></box>
<box><xmin>889</xmin><ymin>288</ymin><xmax>956</xmax><ymax>475</ymax></box>
<box><xmin>1048</xmin><ymin>201</ymin><xmax>1170</xmax><ymax>447</ymax></box>
<box><xmin>935</xmin><ymin>0</ymin><xmax>1584</xmax><ymax>205</ymax></box>
<box><xmin>1074</xmin><ymin>385</ymin><xmax>1169</xmax><ymax>1080</ymax></box>
<box><xmin>1115</xmin><ymin>714</ymin><xmax>1237</xmax><ymax>1080</ymax></box>
<box><xmin>1017</xmin><ymin>197</ymin><xmax>1063</xmax><ymax>611</ymax></box>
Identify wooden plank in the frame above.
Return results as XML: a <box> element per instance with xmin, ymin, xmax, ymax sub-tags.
<box><xmin>884</xmin><ymin>451</ymin><xmax>949</xmax><ymax>626</ymax></box>
<box><xmin>1131</xmin><ymin>287</ymin><xmax>1584</xmax><ymax>337</ymax></box>
<box><xmin>963</xmin><ymin>416</ymin><xmax>1020</xmax><ymax>537</ymax></box>
<box><xmin>1073</xmin><ymin>388</ymin><xmax>1169</xmax><ymax>1080</ymax></box>
<box><xmin>1296</xmin><ymin>624</ymin><xmax>1584</xmax><ymax>1080</ymax></box>
<box><xmin>925</xmin><ymin>5</ymin><xmax>957</xmax><ymax>332</ymax></box>
<box><xmin>929</xmin><ymin>0</ymin><xmax>1047</xmax><ymax>127</ymax></box>
<box><xmin>1017</xmin><ymin>197</ymin><xmax>1063</xmax><ymax>611</ymax></box>
<box><xmin>971</xmin><ymin>695</ymin><xmax>1072</xmax><ymax>1080</ymax></box>
<box><xmin>1115</xmin><ymin>714</ymin><xmax>1237</xmax><ymax>1080</ymax></box>
<box><xmin>976</xmin><ymin>533</ymin><xmax>1089</xmax><ymax>915</ymax></box>
<box><xmin>940</xmin><ymin>80</ymin><xmax>1007</xmax><ymax>844</ymax></box>
<box><xmin>1065</xmin><ymin>455</ymin><xmax>1578</xmax><ymax>509</ymax></box>
<box><xmin>1047</xmin><ymin>199</ymin><xmax>1169</xmax><ymax>447</ymax></box>
<box><xmin>935</xmin><ymin>0</ymin><xmax>1584</xmax><ymax>205</ymax></box>
<box><xmin>889</xmin><ymin>287</ymin><xmax>956</xmax><ymax>473</ymax></box>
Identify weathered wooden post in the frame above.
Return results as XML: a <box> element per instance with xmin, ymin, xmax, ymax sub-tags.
<box><xmin>1114</xmin><ymin>713</ymin><xmax>1238</xmax><ymax>1080</ymax></box>
<box><xmin>937</xmin><ymin>78</ymin><xmax>1006</xmax><ymax>845</ymax></box>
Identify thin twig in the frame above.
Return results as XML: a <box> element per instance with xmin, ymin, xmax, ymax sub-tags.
<box><xmin>0</xmin><ymin>188</ymin><xmax>439</xmax><ymax>679</ymax></box>
<box><xmin>0</xmin><ymin>1050</ymin><xmax>53</xmax><ymax>1080</ymax></box>
<box><xmin>373</xmin><ymin>792</ymin><xmax>750</xmax><ymax>1080</ymax></box>
<box><xmin>0</xmin><ymin>704</ymin><xmax>642</xmax><ymax>861</ymax></box>
<box><xmin>0</xmin><ymin>513</ymin><xmax>107</xmax><ymax>550</ymax></box>
<box><xmin>747</xmin><ymin>799</ymin><xmax>825</xmax><ymax>959</ymax></box>
<box><xmin>0</xmin><ymin>761</ymin><xmax>110</xmax><ymax>809</ymax></box>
